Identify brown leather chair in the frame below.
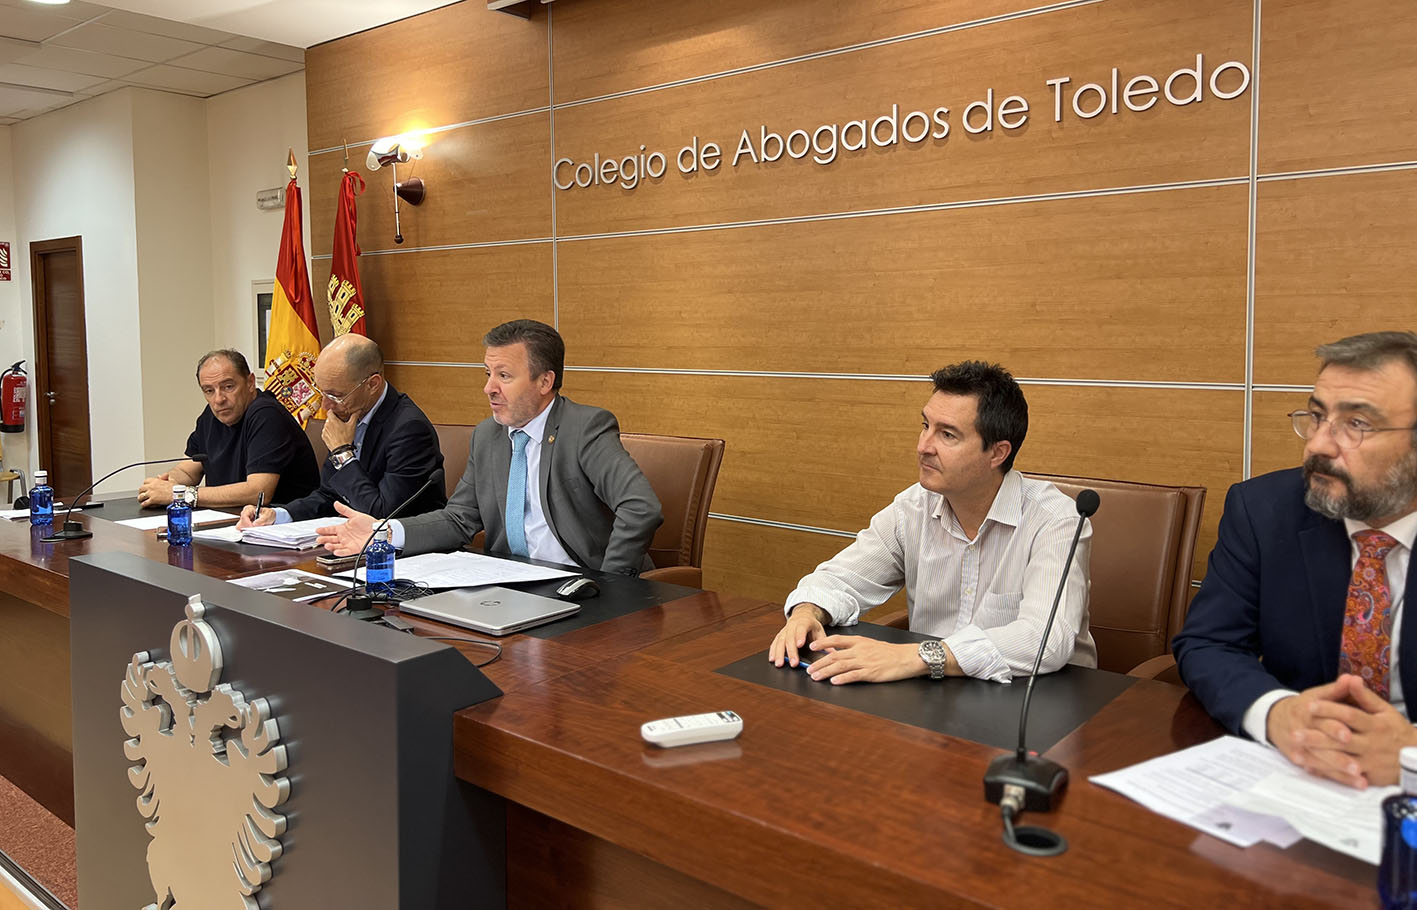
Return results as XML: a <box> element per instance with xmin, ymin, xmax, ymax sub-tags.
<box><xmin>433</xmin><ymin>423</ymin><xmax>475</xmax><ymax>499</ymax></box>
<box><xmin>305</xmin><ymin>417</ymin><xmax>329</xmax><ymax>465</ymax></box>
<box><xmin>1023</xmin><ymin>473</ymin><xmax>1206</xmax><ymax>674</ymax></box>
<box><xmin>620</xmin><ymin>433</ymin><xmax>726</xmax><ymax>588</ymax></box>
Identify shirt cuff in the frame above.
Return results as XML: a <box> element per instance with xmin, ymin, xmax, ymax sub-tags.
<box><xmin>390</xmin><ymin>519</ymin><xmax>406</xmax><ymax>550</ymax></box>
<box><xmin>942</xmin><ymin>626</ymin><xmax>1012</xmax><ymax>684</ymax></box>
<box><xmin>1242</xmin><ymin>689</ymin><xmax>1297</xmax><ymax>745</ymax></box>
<box><xmin>783</xmin><ymin>589</ymin><xmax>858</xmax><ymax>627</ymax></box>
<box><xmin>272</xmin><ymin>507</ymin><xmax>292</xmax><ymax>524</ymax></box>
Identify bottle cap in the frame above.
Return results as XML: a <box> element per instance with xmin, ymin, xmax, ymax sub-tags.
<box><xmin>1401</xmin><ymin>747</ymin><xmax>1417</xmax><ymax>793</ymax></box>
<box><xmin>34</xmin><ymin>470</ymin><xmax>46</xmax><ymax>482</ymax></box>
<box><xmin>172</xmin><ymin>484</ymin><xmax>186</xmax><ymax>494</ymax></box>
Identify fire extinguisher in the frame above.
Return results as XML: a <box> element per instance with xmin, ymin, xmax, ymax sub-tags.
<box><xmin>1</xmin><ymin>361</ymin><xmax>28</xmax><ymax>433</ymax></box>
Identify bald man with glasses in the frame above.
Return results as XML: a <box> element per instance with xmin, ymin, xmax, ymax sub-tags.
<box><xmin>1174</xmin><ymin>330</ymin><xmax>1417</xmax><ymax>790</ymax></box>
<box><xmin>238</xmin><ymin>333</ymin><xmax>445</xmax><ymax>526</ymax></box>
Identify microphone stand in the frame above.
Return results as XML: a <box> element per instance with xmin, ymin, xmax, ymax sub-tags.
<box><xmin>982</xmin><ymin>488</ymin><xmax>1099</xmax><ymax>857</ymax></box>
<box><xmin>338</xmin><ymin>475</ymin><xmax>440</xmax><ymax>621</ymax></box>
<box><xmin>42</xmin><ymin>455</ymin><xmax>206</xmax><ymax>542</ymax></box>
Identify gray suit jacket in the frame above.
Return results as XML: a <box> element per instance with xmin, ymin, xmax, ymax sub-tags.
<box><xmin>399</xmin><ymin>395</ymin><xmax>663</xmax><ymax>574</ymax></box>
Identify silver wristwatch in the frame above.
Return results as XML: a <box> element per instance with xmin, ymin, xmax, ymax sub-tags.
<box><xmin>330</xmin><ymin>447</ymin><xmax>357</xmax><ymax>470</ymax></box>
<box><xmin>918</xmin><ymin>640</ymin><xmax>947</xmax><ymax>679</ymax></box>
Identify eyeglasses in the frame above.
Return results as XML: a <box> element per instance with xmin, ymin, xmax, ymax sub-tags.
<box><xmin>1288</xmin><ymin>409</ymin><xmax>1417</xmax><ymax>450</ymax></box>
<box><xmin>316</xmin><ymin>373</ymin><xmax>376</xmax><ymax>406</ymax></box>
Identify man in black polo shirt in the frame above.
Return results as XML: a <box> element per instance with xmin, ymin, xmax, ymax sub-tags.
<box><xmin>137</xmin><ymin>349</ymin><xmax>319</xmax><ymax>508</ymax></box>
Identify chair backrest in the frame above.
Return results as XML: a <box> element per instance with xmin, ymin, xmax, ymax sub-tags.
<box><xmin>620</xmin><ymin>433</ymin><xmax>726</xmax><ymax>570</ymax></box>
<box><xmin>1023</xmin><ymin>472</ymin><xmax>1206</xmax><ymax>674</ymax></box>
<box><xmin>433</xmin><ymin>424</ymin><xmax>475</xmax><ymax>499</ymax></box>
<box><xmin>305</xmin><ymin>417</ymin><xmax>329</xmax><ymax>465</ymax></box>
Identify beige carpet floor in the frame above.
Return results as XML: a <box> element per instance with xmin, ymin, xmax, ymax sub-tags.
<box><xmin>0</xmin><ymin>774</ymin><xmax>74</xmax><ymax>908</ymax></box>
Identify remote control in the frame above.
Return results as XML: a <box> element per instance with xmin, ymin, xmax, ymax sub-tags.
<box><xmin>641</xmin><ymin>711</ymin><xmax>743</xmax><ymax>748</ymax></box>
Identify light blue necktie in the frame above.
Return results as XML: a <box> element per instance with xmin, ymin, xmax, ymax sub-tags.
<box><xmin>505</xmin><ymin>429</ymin><xmax>530</xmax><ymax>557</ymax></box>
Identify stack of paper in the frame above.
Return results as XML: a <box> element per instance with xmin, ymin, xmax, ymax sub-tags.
<box><xmin>337</xmin><ymin>550</ymin><xmax>577</xmax><ymax>587</ymax></box>
<box><xmin>1090</xmin><ymin>734</ymin><xmax>1396</xmax><ymax>863</ymax></box>
<box><xmin>116</xmin><ymin>510</ymin><xmax>235</xmax><ymax>530</ymax></box>
<box><xmin>239</xmin><ymin>516</ymin><xmax>346</xmax><ymax>550</ymax></box>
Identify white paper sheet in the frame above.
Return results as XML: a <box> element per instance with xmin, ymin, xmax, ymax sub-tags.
<box><xmin>1090</xmin><ymin>735</ymin><xmax>1393</xmax><ymax>863</ymax></box>
<box><xmin>239</xmin><ymin>516</ymin><xmax>346</xmax><ymax>549</ymax></box>
<box><xmin>227</xmin><ymin>569</ymin><xmax>353</xmax><ymax>602</ymax></box>
<box><xmin>336</xmin><ymin>550</ymin><xmax>577</xmax><ymax>587</ymax></box>
<box><xmin>116</xmin><ymin>510</ymin><xmax>234</xmax><ymax>530</ymax></box>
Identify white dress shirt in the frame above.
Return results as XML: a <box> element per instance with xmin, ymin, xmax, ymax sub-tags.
<box><xmin>1241</xmin><ymin>509</ymin><xmax>1417</xmax><ymax>743</ymax></box>
<box><xmin>274</xmin><ymin>383</ymin><xmax>388</xmax><ymax>524</ymax></box>
<box><xmin>784</xmin><ymin>471</ymin><xmax>1096</xmax><ymax>683</ymax></box>
<box><xmin>390</xmin><ymin>398</ymin><xmax>576</xmax><ymax>565</ymax></box>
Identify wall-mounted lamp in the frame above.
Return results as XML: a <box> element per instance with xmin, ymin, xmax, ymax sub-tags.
<box><xmin>366</xmin><ymin>137</ymin><xmax>426</xmax><ymax>244</ymax></box>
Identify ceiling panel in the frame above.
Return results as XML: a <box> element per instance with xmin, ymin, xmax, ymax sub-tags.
<box><xmin>0</xmin><ymin>62</ymin><xmax>108</xmax><ymax>92</ymax></box>
<box><xmin>0</xmin><ymin>4</ymin><xmax>105</xmax><ymax>43</ymax></box>
<box><xmin>0</xmin><ymin>83</ymin><xmax>74</xmax><ymax>117</ymax></box>
<box><xmin>217</xmin><ymin>36</ymin><xmax>304</xmax><ymax>64</ymax></box>
<box><xmin>49</xmin><ymin>22</ymin><xmax>203</xmax><ymax>63</ymax></box>
<box><xmin>94</xmin><ymin>8</ymin><xmax>235</xmax><ymax>45</ymax></box>
<box><xmin>122</xmin><ymin>63</ymin><xmax>252</xmax><ymax>95</ymax></box>
<box><xmin>168</xmin><ymin>46</ymin><xmax>302</xmax><ymax>81</ymax></box>
<box><xmin>18</xmin><ymin>44</ymin><xmax>150</xmax><ymax>78</ymax></box>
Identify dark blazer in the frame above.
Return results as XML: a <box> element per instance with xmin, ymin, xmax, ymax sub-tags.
<box><xmin>1173</xmin><ymin>467</ymin><xmax>1417</xmax><ymax>734</ymax></box>
<box><xmin>398</xmin><ymin>395</ymin><xmax>662</xmax><ymax>574</ymax></box>
<box><xmin>280</xmin><ymin>383</ymin><xmax>446</xmax><ymax>521</ymax></box>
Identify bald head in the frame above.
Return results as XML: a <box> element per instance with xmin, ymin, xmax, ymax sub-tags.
<box><xmin>315</xmin><ymin>334</ymin><xmax>385</xmax><ymax>420</ymax></box>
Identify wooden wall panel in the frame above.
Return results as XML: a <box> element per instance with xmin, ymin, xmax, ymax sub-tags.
<box><xmin>309</xmin><ymin>114</ymin><xmax>553</xmax><ymax>256</ymax></box>
<box><xmin>551</xmin><ymin>0</ymin><xmax>1031</xmax><ymax>104</ymax></box>
<box><xmin>1251</xmin><ymin>390</ymin><xmax>1312</xmax><ymax>479</ymax></box>
<box><xmin>558</xmin><ymin>185</ymin><xmax>1248</xmax><ymax>381</ymax></box>
<box><xmin>1257</xmin><ymin>0</ymin><xmax>1417</xmax><ymax>174</ymax></box>
<box><xmin>305</xmin><ymin>3</ymin><xmax>549</xmax><ymax>152</ymax></box>
<box><xmin>315</xmin><ymin>245</ymin><xmax>554</xmax><ymax>363</ymax></box>
<box><xmin>1253</xmin><ymin>170</ymin><xmax>1417</xmax><ymax>385</ymax></box>
<box><xmin>552</xmin><ymin>0</ymin><xmax>1251</xmax><ymax>235</ymax></box>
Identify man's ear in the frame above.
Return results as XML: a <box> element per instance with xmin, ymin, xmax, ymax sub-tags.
<box><xmin>988</xmin><ymin>440</ymin><xmax>1012</xmax><ymax>472</ymax></box>
<box><xmin>537</xmin><ymin>371</ymin><xmax>556</xmax><ymax>396</ymax></box>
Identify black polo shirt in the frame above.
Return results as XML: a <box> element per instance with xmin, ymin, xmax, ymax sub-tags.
<box><xmin>185</xmin><ymin>390</ymin><xmax>319</xmax><ymax>503</ymax></box>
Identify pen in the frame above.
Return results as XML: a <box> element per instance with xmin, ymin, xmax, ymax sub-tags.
<box><xmin>254</xmin><ymin>491</ymin><xmax>265</xmax><ymax>517</ymax></box>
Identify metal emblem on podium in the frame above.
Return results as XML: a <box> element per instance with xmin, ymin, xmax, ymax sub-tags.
<box><xmin>120</xmin><ymin>594</ymin><xmax>291</xmax><ymax>910</ymax></box>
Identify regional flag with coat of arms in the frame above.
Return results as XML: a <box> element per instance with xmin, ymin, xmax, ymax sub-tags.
<box><xmin>263</xmin><ymin>162</ymin><xmax>323</xmax><ymax>426</ymax></box>
<box><xmin>327</xmin><ymin>169</ymin><xmax>367</xmax><ymax>337</ymax></box>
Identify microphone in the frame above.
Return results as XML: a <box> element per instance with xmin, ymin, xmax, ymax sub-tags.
<box><xmin>42</xmin><ymin>455</ymin><xmax>208</xmax><ymax>542</ymax></box>
<box><xmin>339</xmin><ymin>474</ymin><xmax>440</xmax><ymax>621</ymax></box>
<box><xmin>982</xmin><ymin>487</ymin><xmax>1098</xmax><ymax>857</ymax></box>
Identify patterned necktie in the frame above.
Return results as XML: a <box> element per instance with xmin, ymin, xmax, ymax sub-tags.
<box><xmin>505</xmin><ymin>430</ymin><xmax>530</xmax><ymax>557</ymax></box>
<box><xmin>1338</xmin><ymin>529</ymin><xmax>1400</xmax><ymax>700</ymax></box>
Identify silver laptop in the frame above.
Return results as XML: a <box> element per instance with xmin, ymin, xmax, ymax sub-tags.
<box><xmin>398</xmin><ymin>586</ymin><xmax>580</xmax><ymax>636</ymax></box>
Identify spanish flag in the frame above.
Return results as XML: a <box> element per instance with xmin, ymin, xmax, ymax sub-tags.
<box><xmin>262</xmin><ymin>173</ymin><xmax>323</xmax><ymax>424</ymax></box>
<box><xmin>327</xmin><ymin>170</ymin><xmax>367</xmax><ymax>337</ymax></box>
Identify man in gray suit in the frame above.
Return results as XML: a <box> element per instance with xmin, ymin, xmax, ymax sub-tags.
<box><xmin>315</xmin><ymin>319</ymin><xmax>663</xmax><ymax>574</ymax></box>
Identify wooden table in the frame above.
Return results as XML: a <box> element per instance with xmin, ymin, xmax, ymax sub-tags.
<box><xmin>0</xmin><ymin>505</ymin><xmax>1380</xmax><ymax>906</ymax></box>
<box><xmin>450</xmin><ymin>601</ymin><xmax>1376</xmax><ymax>908</ymax></box>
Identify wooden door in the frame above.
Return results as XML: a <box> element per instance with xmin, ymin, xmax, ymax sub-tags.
<box><xmin>29</xmin><ymin>237</ymin><xmax>92</xmax><ymax>498</ymax></box>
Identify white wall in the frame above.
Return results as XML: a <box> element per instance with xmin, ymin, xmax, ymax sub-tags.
<box><xmin>2</xmin><ymin>77</ymin><xmax>310</xmax><ymax>498</ymax></box>
<box><xmin>132</xmin><ymin>90</ymin><xmax>214</xmax><ymax>465</ymax></box>
<box><xmin>12</xmin><ymin>91</ymin><xmax>144</xmax><ymax>495</ymax></box>
<box><xmin>207</xmin><ymin>72</ymin><xmax>311</xmax><ymax>362</ymax></box>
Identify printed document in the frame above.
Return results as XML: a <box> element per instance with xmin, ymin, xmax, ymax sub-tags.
<box><xmin>337</xmin><ymin>550</ymin><xmax>578</xmax><ymax>587</ymax></box>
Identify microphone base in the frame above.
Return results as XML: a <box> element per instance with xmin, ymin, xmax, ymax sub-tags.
<box><xmin>42</xmin><ymin>520</ymin><xmax>93</xmax><ymax>542</ymax></box>
<box><xmin>983</xmin><ymin>753</ymin><xmax>1068</xmax><ymax>813</ymax></box>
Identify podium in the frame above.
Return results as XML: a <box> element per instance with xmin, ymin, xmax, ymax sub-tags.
<box><xmin>69</xmin><ymin>552</ymin><xmax>504</xmax><ymax>909</ymax></box>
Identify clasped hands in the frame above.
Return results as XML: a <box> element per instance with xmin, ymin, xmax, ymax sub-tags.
<box><xmin>767</xmin><ymin>603</ymin><xmax>950</xmax><ymax>684</ymax></box>
<box><xmin>1268</xmin><ymin>673</ymin><xmax>1417</xmax><ymax>788</ymax></box>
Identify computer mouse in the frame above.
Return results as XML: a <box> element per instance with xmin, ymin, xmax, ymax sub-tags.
<box><xmin>556</xmin><ymin>576</ymin><xmax>600</xmax><ymax>600</ymax></box>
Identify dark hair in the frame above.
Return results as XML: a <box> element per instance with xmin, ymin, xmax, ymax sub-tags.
<box><xmin>483</xmin><ymin>319</ymin><xmax>565</xmax><ymax>390</ymax></box>
<box><xmin>1316</xmin><ymin>331</ymin><xmax>1417</xmax><ymax>442</ymax></box>
<box><xmin>195</xmin><ymin>349</ymin><xmax>251</xmax><ymax>381</ymax></box>
<box><xmin>929</xmin><ymin>361</ymin><xmax>1029</xmax><ymax>473</ymax></box>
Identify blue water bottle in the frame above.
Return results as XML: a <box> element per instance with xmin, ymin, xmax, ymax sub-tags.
<box><xmin>365</xmin><ymin>526</ymin><xmax>395</xmax><ymax>594</ymax></box>
<box><xmin>28</xmin><ymin>470</ymin><xmax>53</xmax><ymax>525</ymax></box>
<box><xmin>1379</xmin><ymin>747</ymin><xmax>1417</xmax><ymax>908</ymax></box>
<box><xmin>166</xmin><ymin>484</ymin><xmax>193</xmax><ymax>547</ymax></box>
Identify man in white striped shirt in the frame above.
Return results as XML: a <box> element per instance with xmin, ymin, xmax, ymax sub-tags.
<box><xmin>768</xmin><ymin>361</ymin><xmax>1096</xmax><ymax>684</ymax></box>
